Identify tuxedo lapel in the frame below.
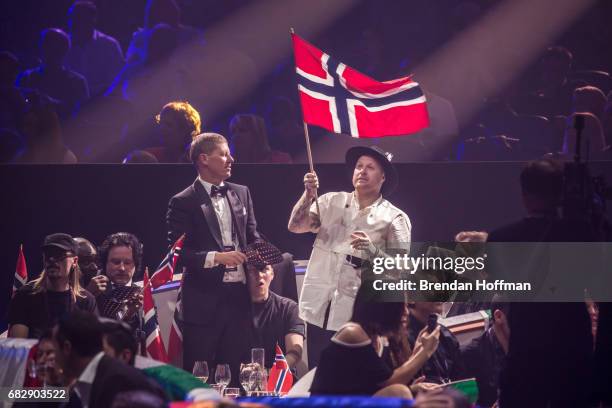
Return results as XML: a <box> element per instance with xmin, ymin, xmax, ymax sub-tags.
<box><xmin>226</xmin><ymin>186</ymin><xmax>246</xmax><ymax>248</ymax></box>
<box><xmin>192</xmin><ymin>180</ymin><xmax>224</xmax><ymax>250</ymax></box>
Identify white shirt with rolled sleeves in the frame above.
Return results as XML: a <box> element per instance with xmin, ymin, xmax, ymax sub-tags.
<box><xmin>299</xmin><ymin>191</ymin><xmax>411</xmax><ymax>331</ymax></box>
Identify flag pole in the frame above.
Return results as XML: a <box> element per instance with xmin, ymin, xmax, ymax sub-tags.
<box><xmin>291</xmin><ymin>27</ymin><xmax>320</xmax><ymax>215</ymax></box>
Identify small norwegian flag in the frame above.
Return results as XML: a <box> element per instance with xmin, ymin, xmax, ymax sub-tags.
<box><xmin>267</xmin><ymin>344</ymin><xmax>293</xmax><ymax>394</ymax></box>
<box><xmin>143</xmin><ymin>269</ymin><xmax>168</xmax><ymax>362</ymax></box>
<box><xmin>150</xmin><ymin>235</ymin><xmax>184</xmax><ymax>289</ymax></box>
<box><xmin>293</xmin><ymin>33</ymin><xmax>429</xmax><ymax>138</ymax></box>
<box><xmin>166</xmin><ymin>285</ymin><xmax>183</xmax><ymax>366</ymax></box>
<box><xmin>13</xmin><ymin>245</ymin><xmax>28</xmax><ymax>295</ymax></box>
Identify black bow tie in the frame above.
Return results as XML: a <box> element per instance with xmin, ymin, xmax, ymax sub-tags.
<box><xmin>210</xmin><ymin>185</ymin><xmax>229</xmax><ymax>198</ymax></box>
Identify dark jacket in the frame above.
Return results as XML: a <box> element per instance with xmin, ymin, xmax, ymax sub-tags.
<box><xmin>407</xmin><ymin>313</ymin><xmax>464</xmax><ymax>384</ymax></box>
<box><xmin>166</xmin><ymin>178</ymin><xmax>260</xmax><ymax>325</ymax></box>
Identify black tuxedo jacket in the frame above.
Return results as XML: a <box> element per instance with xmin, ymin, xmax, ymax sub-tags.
<box><xmin>88</xmin><ymin>355</ymin><xmax>166</xmax><ymax>408</ymax></box>
<box><xmin>166</xmin><ymin>178</ymin><xmax>260</xmax><ymax>325</ymax></box>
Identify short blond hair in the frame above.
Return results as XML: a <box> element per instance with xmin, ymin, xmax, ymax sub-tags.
<box><xmin>155</xmin><ymin>101</ymin><xmax>202</xmax><ymax>139</ymax></box>
<box><xmin>189</xmin><ymin>132</ymin><xmax>228</xmax><ymax>164</ymax></box>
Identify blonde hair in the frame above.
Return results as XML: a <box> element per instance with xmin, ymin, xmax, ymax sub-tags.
<box><xmin>189</xmin><ymin>132</ymin><xmax>228</xmax><ymax>164</ymax></box>
<box><xmin>31</xmin><ymin>262</ymin><xmax>86</xmax><ymax>303</ymax></box>
<box><xmin>155</xmin><ymin>101</ymin><xmax>202</xmax><ymax>139</ymax></box>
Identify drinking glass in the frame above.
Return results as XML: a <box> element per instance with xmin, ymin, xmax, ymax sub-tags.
<box><xmin>211</xmin><ymin>384</ymin><xmax>224</xmax><ymax>395</ymax></box>
<box><xmin>224</xmin><ymin>387</ymin><xmax>240</xmax><ymax>399</ymax></box>
<box><xmin>192</xmin><ymin>361</ymin><xmax>209</xmax><ymax>384</ymax></box>
<box><xmin>249</xmin><ymin>368</ymin><xmax>268</xmax><ymax>393</ymax></box>
<box><xmin>215</xmin><ymin>363</ymin><xmax>231</xmax><ymax>393</ymax></box>
<box><xmin>240</xmin><ymin>363</ymin><xmax>255</xmax><ymax>396</ymax></box>
<box><xmin>251</xmin><ymin>348</ymin><xmax>265</xmax><ymax>370</ymax></box>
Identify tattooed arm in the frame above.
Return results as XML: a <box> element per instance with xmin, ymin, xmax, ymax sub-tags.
<box><xmin>288</xmin><ymin>172</ymin><xmax>321</xmax><ymax>234</ymax></box>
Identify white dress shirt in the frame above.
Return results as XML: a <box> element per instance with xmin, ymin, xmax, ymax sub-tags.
<box><xmin>73</xmin><ymin>351</ymin><xmax>104</xmax><ymax>408</ymax></box>
<box><xmin>299</xmin><ymin>191</ymin><xmax>411</xmax><ymax>330</ymax></box>
<box><xmin>198</xmin><ymin>177</ymin><xmax>245</xmax><ymax>283</ymax></box>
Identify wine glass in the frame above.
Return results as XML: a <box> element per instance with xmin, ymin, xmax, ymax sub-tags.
<box><xmin>192</xmin><ymin>361</ymin><xmax>209</xmax><ymax>384</ymax></box>
<box><xmin>215</xmin><ymin>363</ymin><xmax>231</xmax><ymax>393</ymax></box>
<box><xmin>240</xmin><ymin>363</ymin><xmax>255</xmax><ymax>396</ymax></box>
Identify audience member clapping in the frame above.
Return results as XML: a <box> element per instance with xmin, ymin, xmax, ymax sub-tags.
<box><xmin>17</xmin><ymin>28</ymin><xmax>89</xmax><ymax>118</ymax></box>
<box><xmin>310</xmin><ymin>284</ymin><xmax>440</xmax><ymax>397</ymax></box>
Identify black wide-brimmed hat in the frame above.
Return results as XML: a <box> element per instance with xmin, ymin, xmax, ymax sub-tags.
<box><xmin>345</xmin><ymin>146</ymin><xmax>398</xmax><ymax>195</ymax></box>
<box><xmin>245</xmin><ymin>241</ymin><xmax>284</xmax><ymax>270</ymax></box>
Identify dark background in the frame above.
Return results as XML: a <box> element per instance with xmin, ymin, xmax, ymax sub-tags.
<box><xmin>2</xmin><ymin>161</ymin><xmax>612</xmax><ymax>330</ymax></box>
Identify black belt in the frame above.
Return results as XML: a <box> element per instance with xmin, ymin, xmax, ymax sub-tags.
<box><xmin>345</xmin><ymin>255</ymin><xmax>364</xmax><ymax>269</ymax></box>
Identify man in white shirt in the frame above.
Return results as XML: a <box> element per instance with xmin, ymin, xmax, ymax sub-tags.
<box><xmin>288</xmin><ymin>146</ymin><xmax>411</xmax><ymax>368</ymax></box>
<box><xmin>167</xmin><ymin>133</ymin><xmax>261</xmax><ymax>386</ymax></box>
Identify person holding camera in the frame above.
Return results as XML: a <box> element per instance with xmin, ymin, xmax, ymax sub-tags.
<box><xmin>90</xmin><ymin>232</ymin><xmax>144</xmax><ymax>333</ymax></box>
<box><xmin>7</xmin><ymin>233</ymin><xmax>96</xmax><ymax>339</ymax></box>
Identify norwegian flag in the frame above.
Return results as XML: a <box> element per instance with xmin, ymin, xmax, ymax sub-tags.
<box><xmin>13</xmin><ymin>245</ymin><xmax>28</xmax><ymax>295</ymax></box>
<box><xmin>267</xmin><ymin>344</ymin><xmax>293</xmax><ymax>394</ymax></box>
<box><xmin>143</xmin><ymin>269</ymin><xmax>169</xmax><ymax>362</ymax></box>
<box><xmin>150</xmin><ymin>235</ymin><xmax>184</xmax><ymax>289</ymax></box>
<box><xmin>166</xmin><ymin>285</ymin><xmax>183</xmax><ymax>366</ymax></box>
<box><xmin>292</xmin><ymin>33</ymin><xmax>429</xmax><ymax>138</ymax></box>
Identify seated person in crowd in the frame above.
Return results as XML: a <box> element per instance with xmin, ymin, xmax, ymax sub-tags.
<box><xmin>51</xmin><ymin>310</ymin><xmax>166</xmax><ymax>408</ymax></box>
<box><xmin>8</xmin><ymin>233</ymin><xmax>96</xmax><ymax>339</ymax></box>
<box><xmin>146</xmin><ymin>101</ymin><xmax>201</xmax><ymax>163</ymax></box>
<box><xmin>245</xmin><ymin>241</ymin><xmax>304</xmax><ymax>371</ymax></box>
<box><xmin>229</xmin><ymin>114</ymin><xmax>292</xmax><ymax>163</ymax></box>
<box><xmin>407</xmin><ymin>302</ymin><xmax>464</xmax><ymax>384</ymax></box>
<box><xmin>17</xmin><ymin>28</ymin><xmax>89</xmax><ymax>118</ymax></box>
<box><xmin>34</xmin><ymin>330</ymin><xmax>62</xmax><ymax>387</ymax></box>
<box><xmin>75</xmin><ymin>236</ymin><xmax>100</xmax><ymax>288</ymax></box>
<box><xmin>88</xmin><ymin>232</ymin><xmax>144</xmax><ymax>328</ymax></box>
<box><xmin>100</xmin><ymin>318</ymin><xmax>138</xmax><ymax>366</ymax></box>
<box><xmin>311</xmin><ymin>284</ymin><xmax>440</xmax><ymax>397</ymax></box>
<box><xmin>461</xmin><ymin>299</ymin><xmax>510</xmax><ymax>408</ymax></box>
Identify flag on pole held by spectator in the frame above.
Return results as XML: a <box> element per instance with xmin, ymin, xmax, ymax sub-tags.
<box><xmin>292</xmin><ymin>33</ymin><xmax>429</xmax><ymax>138</ymax></box>
<box><xmin>13</xmin><ymin>245</ymin><xmax>28</xmax><ymax>295</ymax></box>
<box><xmin>143</xmin><ymin>269</ymin><xmax>169</xmax><ymax>362</ymax></box>
<box><xmin>267</xmin><ymin>344</ymin><xmax>293</xmax><ymax>394</ymax></box>
<box><xmin>150</xmin><ymin>235</ymin><xmax>184</xmax><ymax>289</ymax></box>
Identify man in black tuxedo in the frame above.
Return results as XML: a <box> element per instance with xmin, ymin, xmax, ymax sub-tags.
<box><xmin>51</xmin><ymin>310</ymin><xmax>166</xmax><ymax>408</ymax></box>
<box><xmin>167</xmin><ymin>132</ymin><xmax>260</xmax><ymax>385</ymax></box>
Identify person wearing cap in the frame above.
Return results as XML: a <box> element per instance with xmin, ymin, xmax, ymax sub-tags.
<box><xmin>288</xmin><ymin>146</ymin><xmax>411</xmax><ymax>369</ymax></box>
<box><xmin>245</xmin><ymin>241</ymin><xmax>305</xmax><ymax>371</ymax></box>
<box><xmin>7</xmin><ymin>233</ymin><xmax>97</xmax><ymax>339</ymax></box>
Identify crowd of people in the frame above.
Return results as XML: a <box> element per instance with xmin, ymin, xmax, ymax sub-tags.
<box><xmin>5</xmin><ymin>129</ymin><xmax>611</xmax><ymax>407</ymax></box>
<box><xmin>1</xmin><ymin>0</ymin><xmax>611</xmax><ymax>163</ymax></box>
<box><xmin>3</xmin><ymin>0</ymin><xmax>612</xmax><ymax>407</ymax></box>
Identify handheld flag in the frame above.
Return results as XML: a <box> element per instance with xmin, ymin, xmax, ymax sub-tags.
<box><xmin>292</xmin><ymin>33</ymin><xmax>429</xmax><ymax>138</ymax></box>
<box><xmin>267</xmin><ymin>344</ymin><xmax>293</xmax><ymax>394</ymax></box>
